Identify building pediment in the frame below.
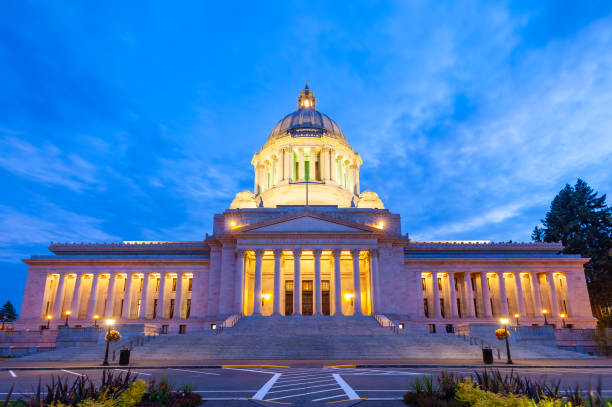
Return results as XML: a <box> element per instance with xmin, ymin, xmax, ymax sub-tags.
<box><xmin>233</xmin><ymin>211</ymin><xmax>381</xmax><ymax>235</ymax></box>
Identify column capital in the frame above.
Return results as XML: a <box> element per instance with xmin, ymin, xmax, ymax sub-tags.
<box><xmin>351</xmin><ymin>248</ymin><xmax>361</xmax><ymax>258</ymax></box>
<box><xmin>292</xmin><ymin>248</ymin><xmax>303</xmax><ymax>258</ymax></box>
<box><xmin>332</xmin><ymin>248</ymin><xmax>343</xmax><ymax>258</ymax></box>
<box><xmin>312</xmin><ymin>248</ymin><xmax>323</xmax><ymax>257</ymax></box>
<box><xmin>254</xmin><ymin>248</ymin><xmax>264</xmax><ymax>257</ymax></box>
<box><xmin>273</xmin><ymin>248</ymin><xmax>284</xmax><ymax>257</ymax></box>
<box><xmin>369</xmin><ymin>248</ymin><xmax>378</xmax><ymax>257</ymax></box>
<box><xmin>235</xmin><ymin>248</ymin><xmax>246</xmax><ymax>256</ymax></box>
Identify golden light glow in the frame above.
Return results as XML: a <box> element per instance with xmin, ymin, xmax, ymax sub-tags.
<box><xmin>65</xmin><ymin>310</ymin><xmax>71</xmax><ymax>316</ymax></box>
<box><xmin>93</xmin><ymin>315</ymin><xmax>100</xmax><ymax>320</ymax></box>
<box><xmin>560</xmin><ymin>313</ymin><xmax>567</xmax><ymax>318</ymax></box>
<box><xmin>514</xmin><ymin>313</ymin><xmax>520</xmax><ymax>318</ymax></box>
<box><xmin>261</xmin><ymin>293</ymin><xmax>271</xmax><ymax>301</ymax></box>
<box><xmin>105</xmin><ymin>319</ymin><xmax>115</xmax><ymax>326</ymax></box>
<box><xmin>229</xmin><ymin>220</ymin><xmax>237</xmax><ymax>228</ymax></box>
<box><xmin>542</xmin><ymin>309</ymin><xmax>548</xmax><ymax>314</ymax></box>
<box><xmin>46</xmin><ymin>315</ymin><xmax>52</xmax><ymax>320</ymax></box>
<box><xmin>500</xmin><ymin>317</ymin><xmax>509</xmax><ymax>325</ymax></box>
<box><xmin>373</xmin><ymin>221</ymin><xmax>384</xmax><ymax>230</ymax></box>
<box><xmin>344</xmin><ymin>293</ymin><xmax>355</xmax><ymax>301</ymax></box>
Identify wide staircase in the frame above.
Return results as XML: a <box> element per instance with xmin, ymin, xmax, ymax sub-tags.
<box><xmin>17</xmin><ymin>316</ymin><xmax>593</xmax><ymax>362</ymax></box>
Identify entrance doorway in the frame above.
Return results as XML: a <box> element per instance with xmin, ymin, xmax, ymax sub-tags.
<box><xmin>285</xmin><ymin>280</ymin><xmax>294</xmax><ymax>315</ymax></box>
<box><xmin>302</xmin><ymin>280</ymin><xmax>313</xmax><ymax>315</ymax></box>
<box><xmin>322</xmin><ymin>280</ymin><xmax>330</xmax><ymax>315</ymax></box>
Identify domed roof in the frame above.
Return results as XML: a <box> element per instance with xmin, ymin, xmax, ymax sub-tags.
<box><xmin>266</xmin><ymin>84</ymin><xmax>348</xmax><ymax>146</ymax></box>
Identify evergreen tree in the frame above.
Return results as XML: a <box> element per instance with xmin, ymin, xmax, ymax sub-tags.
<box><xmin>532</xmin><ymin>179</ymin><xmax>612</xmax><ymax>320</ymax></box>
<box><xmin>0</xmin><ymin>301</ymin><xmax>18</xmax><ymax>322</ymax></box>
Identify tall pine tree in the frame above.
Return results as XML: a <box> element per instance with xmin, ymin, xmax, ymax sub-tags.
<box><xmin>0</xmin><ymin>301</ymin><xmax>18</xmax><ymax>322</ymax></box>
<box><xmin>532</xmin><ymin>179</ymin><xmax>612</xmax><ymax>320</ymax></box>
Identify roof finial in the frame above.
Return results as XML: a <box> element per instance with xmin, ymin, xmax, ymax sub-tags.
<box><xmin>305</xmin><ymin>80</ymin><xmax>309</xmax><ymax>90</ymax></box>
<box><xmin>297</xmin><ymin>82</ymin><xmax>316</xmax><ymax>109</ymax></box>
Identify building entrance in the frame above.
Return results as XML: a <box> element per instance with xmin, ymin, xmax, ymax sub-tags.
<box><xmin>302</xmin><ymin>280</ymin><xmax>313</xmax><ymax>315</ymax></box>
<box><xmin>285</xmin><ymin>280</ymin><xmax>294</xmax><ymax>315</ymax></box>
<box><xmin>322</xmin><ymin>280</ymin><xmax>330</xmax><ymax>315</ymax></box>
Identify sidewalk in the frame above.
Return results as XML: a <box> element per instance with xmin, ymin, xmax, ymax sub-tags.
<box><xmin>1</xmin><ymin>358</ymin><xmax>611</xmax><ymax>370</ymax></box>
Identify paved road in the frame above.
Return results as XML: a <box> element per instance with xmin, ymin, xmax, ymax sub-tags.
<box><xmin>2</xmin><ymin>366</ymin><xmax>612</xmax><ymax>406</ymax></box>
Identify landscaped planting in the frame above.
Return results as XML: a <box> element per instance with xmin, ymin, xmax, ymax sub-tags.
<box><xmin>1</xmin><ymin>371</ymin><xmax>203</xmax><ymax>406</ymax></box>
<box><xmin>404</xmin><ymin>369</ymin><xmax>612</xmax><ymax>407</ymax></box>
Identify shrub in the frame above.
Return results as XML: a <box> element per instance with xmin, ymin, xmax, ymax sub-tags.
<box><xmin>105</xmin><ymin>330</ymin><xmax>121</xmax><ymax>343</ymax></box>
<box><xmin>495</xmin><ymin>329</ymin><xmax>510</xmax><ymax>341</ymax></box>
<box><xmin>135</xmin><ymin>378</ymin><xmax>202</xmax><ymax>407</ymax></box>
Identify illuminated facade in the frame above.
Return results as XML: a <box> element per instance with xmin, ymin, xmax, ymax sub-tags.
<box><xmin>17</xmin><ymin>85</ymin><xmax>596</xmax><ymax>333</ymax></box>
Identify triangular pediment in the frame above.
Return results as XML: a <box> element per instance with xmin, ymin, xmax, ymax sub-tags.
<box><xmin>234</xmin><ymin>211</ymin><xmax>380</xmax><ymax>234</ymax></box>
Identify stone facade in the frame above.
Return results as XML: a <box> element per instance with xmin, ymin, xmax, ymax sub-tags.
<box><xmin>16</xmin><ymin>85</ymin><xmax>597</xmax><ymax>334</ymax></box>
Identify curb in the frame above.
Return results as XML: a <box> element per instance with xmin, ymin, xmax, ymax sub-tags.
<box><xmin>354</xmin><ymin>364</ymin><xmax>612</xmax><ymax>369</ymax></box>
<box><xmin>0</xmin><ymin>364</ymin><xmax>293</xmax><ymax>371</ymax></box>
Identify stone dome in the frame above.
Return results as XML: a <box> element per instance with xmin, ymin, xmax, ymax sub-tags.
<box><xmin>265</xmin><ymin>84</ymin><xmax>348</xmax><ymax>147</ymax></box>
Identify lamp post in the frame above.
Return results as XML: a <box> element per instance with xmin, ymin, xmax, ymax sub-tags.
<box><xmin>1</xmin><ymin>316</ymin><xmax>6</xmax><ymax>330</ymax></box>
<box><xmin>64</xmin><ymin>310</ymin><xmax>71</xmax><ymax>327</ymax></box>
<box><xmin>514</xmin><ymin>313</ymin><xmax>520</xmax><ymax>326</ymax></box>
<box><xmin>46</xmin><ymin>315</ymin><xmax>52</xmax><ymax>329</ymax></box>
<box><xmin>93</xmin><ymin>314</ymin><xmax>100</xmax><ymax>328</ymax></box>
<box><xmin>560</xmin><ymin>313</ymin><xmax>567</xmax><ymax>328</ymax></box>
<box><xmin>102</xmin><ymin>319</ymin><xmax>115</xmax><ymax>366</ymax></box>
<box><xmin>500</xmin><ymin>317</ymin><xmax>513</xmax><ymax>364</ymax></box>
<box><xmin>542</xmin><ymin>309</ymin><xmax>548</xmax><ymax>325</ymax></box>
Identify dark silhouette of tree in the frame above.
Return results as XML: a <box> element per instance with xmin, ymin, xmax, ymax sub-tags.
<box><xmin>532</xmin><ymin>179</ymin><xmax>612</xmax><ymax>321</ymax></box>
<box><xmin>0</xmin><ymin>300</ymin><xmax>18</xmax><ymax>322</ymax></box>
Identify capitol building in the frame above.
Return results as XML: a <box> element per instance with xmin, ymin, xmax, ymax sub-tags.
<box><xmin>17</xmin><ymin>85</ymin><xmax>596</xmax><ymax>334</ymax></box>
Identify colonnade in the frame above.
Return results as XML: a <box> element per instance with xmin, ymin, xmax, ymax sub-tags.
<box><xmin>254</xmin><ymin>147</ymin><xmax>360</xmax><ymax>195</ymax></box>
<box><xmin>41</xmin><ymin>272</ymin><xmax>193</xmax><ymax>322</ymax></box>
<box><xmin>236</xmin><ymin>248</ymin><xmax>377</xmax><ymax>317</ymax></box>
<box><xmin>421</xmin><ymin>270</ymin><xmax>568</xmax><ymax>321</ymax></box>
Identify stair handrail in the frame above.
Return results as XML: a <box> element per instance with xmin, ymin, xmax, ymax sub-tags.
<box><xmin>216</xmin><ymin>314</ymin><xmax>242</xmax><ymax>334</ymax></box>
<box><xmin>373</xmin><ymin>313</ymin><xmax>399</xmax><ymax>334</ymax></box>
<box><xmin>457</xmin><ymin>333</ymin><xmax>501</xmax><ymax>360</ymax></box>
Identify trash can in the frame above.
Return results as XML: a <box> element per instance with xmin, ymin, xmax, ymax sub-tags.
<box><xmin>119</xmin><ymin>348</ymin><xmax>131</xmax><ymax>366</ymax></box>
<box><xmin>482</xmin><ymin>347</ymin><xmax>493</xmax><ymax>364</ymax></box>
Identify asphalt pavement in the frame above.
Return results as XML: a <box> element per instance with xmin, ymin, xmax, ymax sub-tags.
<box><xmin>2</xmin><ymin>366</ymin><xmax>612</xmax><ymax>406</ymax></box>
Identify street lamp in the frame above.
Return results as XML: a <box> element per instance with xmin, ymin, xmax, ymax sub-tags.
<box><xmin>64</xmin><ymin>310</ymin><xmax>71</xmax><ymax>327</ymax></box>
<box><xmin>542</xmin><ymin>309</ymin><xmax>548</xmax><ymax>325</ymax></box>
<box><xmin>500</xmin><ymin>317</ymin><xmax>513</xmax><ymax>364</ymax></box>
<box><xmin>46</xmin><ymin>315</ymin><xmax>52</xmax><ymax>329</ymax></box>
<box><xmin>93</xmin><ymin>314</ymin><xmax>100</xmax><ymax>327</ymax></box>
<box><xmin>514</xmin><ymin>313</ymin><xmax>520</xmax><ymax>326</ymax></box>
<box><xmin>560</xmin><ymin>313</ymin><xmax>567</xmax><ymax>328</ymax></box>
<box><xmin>102</xmin><ymin>319</ymin><xmax>115</xmax><ymax>366</ymax></box>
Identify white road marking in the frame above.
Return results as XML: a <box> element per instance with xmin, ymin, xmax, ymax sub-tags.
<box><xmin>193</xmin><ymin>390</ymin><xmax>256</xmax><ymax>392</ymax></box>
<box><xmin>114</xmin><ymin>369</ymin><xmax>152</xmax><ymax>376</ymax></box>
<box><xmin>332</xmin><ymin>373</ymin><xmax>359</xmax><ymax>399</ymax></box>
<box><xmin>271</xmin><ymin>379</ymin><xmax>336</xmax><ymax>389</ymax></box>
<box><xmin>268</xmin><ymin>383</ymin><xmax>338</xmax><ymax>393</ymax></box>
<box><xmin>168</xmin><ymin>368</ymin><xmax>220</xmax><ymax>376</ymax></box>
<box><xmin>275</xmin><ymin>374</ymin><xmax>334</xmax><ymax>384</ymax></box>
<box><xmin>61</xmin><ymin>369</ymin><xmax>83</xmax><ymax>376</ymax></box>
<box><xmin>253</xmin><ymin>372</ymin><xmax>281</xmax><ymax>400</ymax></box>
<box><xmin>267</xmin><ymin>387</ymin><xmax>339</xmax><ymax>401</ymax></box>
<box><xmin>224</xmin><ymin>367</ymin><xmax>276</xmax><ymax>375</ymax></box>
<box><xmin>8</xmin><ymin>370</ymin><xmax>16</xmax><ymax>378</ymax></box>
<box><xmin>311</xmin><ymin>393</ymin><xmax>346</xmax><ymax>402</ymax></box>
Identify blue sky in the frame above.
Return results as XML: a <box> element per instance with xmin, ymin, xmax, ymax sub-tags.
<box><xmin>2</xmin><ymin>1</ymin><xmax>612</xmax><ymax>311</ymax></box>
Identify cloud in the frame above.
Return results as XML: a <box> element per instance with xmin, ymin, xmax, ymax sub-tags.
<box><xmin>0</xmin><ymin>135</ymin><xmax>102</xmax><ymax>192</ymax></box>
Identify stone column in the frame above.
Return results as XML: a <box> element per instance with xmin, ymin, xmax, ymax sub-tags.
<box><xmin>371</xmin><ymin>250</ymin><xmax>381</xmax><ymax>313</ymax></box>
<box><xmin>122</xmin><ymin>273</ymin><xmax>134</xmax><ymax>319</ymax></box>
<box><xmin>432</xmin><ymin>273</ymin><xmax>442</xmax><ymax>318</ymax></box>
<box><xmin>546</xmin><ymin>272</ymin><xmax>560</xmax><ymax>317</ymax></box>
<box><xmin>298</xmin><ymin>149</ymin><xmax>304</xmax><ymax>181</ymax></box>
<box><xmin>174</xmin><ymin>273</ymin><xmax>183</xmax><ymax>319</ymax></box>
<box><xmin>285</xmin><ymin>148</ymin><xmax>292</xmax><ymax>181</ymax></box>
<box><xmin>235</xmin><ymin>249</ymin><xmax>245</xmax><ymax>314</ymax></box>
<box><xmin>464</xmin><ymin>273</ymin><xmax>476</xmax><ymax>318</ymax></box>
<box><xmin>70</xmin><ymin>274</ymin><xmax>84</xmax><ymax>318</ymax></box>
<box><xmin>480</xmin><ymin>272</ymin><xmax>493</xmax><ymax>318</ymax></box>
<box><xmin>449</xmin><ymin>272</ymin><xmax>459</xmax><ymax>318</ymax></box>
<box><xmin>105</xmin><ymin>274</ymin><xmax>117</xmax><ymax>318</ymax></box>
<box><xmin>352</xmin><ymin>249</ymin><xmax>362</xmax><ymax>316</ymax></box>
<box><xmin>273</xmin><ymin>249</ymin><xmax>282</xmax><ymax>315</ymax></box>
<box><xmin>333</xmin><ymin>249</ymin><xmax>342</xmax><ymax>316</ymax></box>
<box><xmin>355</xmin><ymin>166</ymin><xmax>360</xmax><ymax>194</ymax></box>
<box><xmin>320</xmin><ymin>148</ymin><xmax>327</xmax><ymax>181</ymax></box>
<box><xmin>530</xmin><ymin>272</ymin><xmax>543</xmax><ymax>317</ymax></box>
<box><xmin>314</xmin><ymin>249</ymin><xmax>322</xmax><ymax>315</ymax></box>
<box><xmin>513</xmin><ymin>272</ymin><xmax>527</xmax><ymax>318</ymax></box>
<box><xmin>157</xmin><ymin>273</ymin><xmax>166</xmax><ymax>319</ymax></box>
<box><xmin>52</xmin><ymin>273</ymin><xmax>67</xmax><ymax>318</ymax></box>
<box><xmin>293</xmin><ymin>248</ymin><xmax>302</xmax><ymax>315</ymax></box>
<box><xmin>309</xmin><ymin>150</ymin><xmax>316</xmax><ymax>181</ymax></box>
<box><xmin>86</xmin><ymin>273</ymin><xmax>101</xmax><ymax>319</ymax></box>
<box><xmin>498</xmin><ymin>272</ymin><xmax>509</xmax><ymax>316</ymax></box>
<box><xmin>253</xmin><ymin>249</ymin><xmax>264</xmax><ymax>316</ymax></box>
<box><xmin>141</xmin><ymin>273</ymin><xmax>150</xmax><ymax>319</ymax></box>
<box><xmin>330</xmin><ymin>152</ymin><xmax>336</xmax><ymax>182</ymax></box>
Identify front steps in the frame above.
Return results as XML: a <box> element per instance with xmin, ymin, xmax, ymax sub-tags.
<box><xmin>17</xmin><ymin>316</ymin><xmax>594</xmax><ymax>361</ymax></box>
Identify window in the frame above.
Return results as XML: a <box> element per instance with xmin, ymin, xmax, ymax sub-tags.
<box><xmin>136</xmin><ymin>299</ymin><xmax>141</xmax><ymax>317</ymax></box>
<box><xmin>304</xmin><ymin>160</ymin><xmax>310</xmax><ymax>181</ymax></box>
<box><xmin>293</xmin><ymin>151</ymin><xmax>298</xmax><ymax>181</ymax></box>
<box><xmin>152</xmin><ymin>299</ymin><xmax>158</xmax><ymax>319</ymax></box>
<box><xmin>139</xmin><ymin>277</ymin><xmax>144</xmax><ymax>291</ymax></box>
<box><xmin>438</xmin><ymin>277</ymin><xmax>443</xmax><ymax>291</ymax></box>
<box><xmin>457</xmin><ymin>299</ymin><xmax>462</xmax><ymax>318</ymax></box>
<box><xmin>188</xmin><ymin>278</ymin><xmax>193</xmax><ymax>292</ymax></box>
<box><xmin>421</xmin><ymin>277</ymin><xmax>426</xmax><ymax>291</ymax></box>
<box><xmin>455</xmin><ymin>278</ymin><xmax>459</xmax><ymax>291</ymax></box>
<box><xmin>315</xmin><ymin>151</ymin><xmax>321</xmax><ymax>180</ymax></box>
<box><xmin>471</xmin><ymin>277</ymin><xmax>476</xmax><ymax>291</ymax></box>
<box><xmin>185</xmin><ymin>299</ymin><xmax>191</xmax><ymax>319</ymax></box>
<box><xmin>155</xmin><ymin>278</ymin><xmax>160</xmax><ymax>293</ymax></box>
<box><xmin>119</xmin><ymin>300</ymin><xmax>124</xmax><ymax>317</ymax></box>
<box><xmin>424</xmin><ymin>298</ymin><xmax>429</xmax><ymax>318</ymax></box>
<box><xmin>161</xmin><ymin>324</ymin><xmax>168</xmax><ymax>334</ymax></box>
<box><xmin>474</xmin><ymin>298</ymin><xmax>479</xmax><ymax>317</ymax></box>
<box><xmin>440</xmin><ymin>298</ymin><xmax>445</xmax><ymax>318</ymax></box>
<box><xmin>172</xmin><ymin>278</ymin><xmax>177</xmax><ymax>292</ymax></box>
<box><xmin>169</xmin><ymin>299</ymin><xmax>175</xmax><ymax>318</ymax></box>
<box><xmin>179</xmin><ymin>325</ymin><xmax>186</xmax><ymax>334</ymax></box>
<box><xmin>123</xmin><ymin>278</ymin><xmax>127</xmax><ymax>291</ymax></box>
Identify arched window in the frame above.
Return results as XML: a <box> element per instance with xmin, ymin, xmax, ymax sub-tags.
<box><xmin>293</xmin><ymin>151</ymin><xmax>298</xmax><ymax>181</ymax></box>
<box><xmin>315</xmin><ymin>151</ymin><xmax>321</xmax><ymax>180</ymax></box>
<box><xmin>304</xmin><ymin>150</ymin><xmax>310</xmax><ymax>181</ymax></box>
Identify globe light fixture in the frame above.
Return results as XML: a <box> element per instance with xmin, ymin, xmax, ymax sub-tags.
<box><xmin>499</xmin><ymin>317</ymin><xmax>512</xmax><ymax>364</ymax></box>
<box><xmin>542</xmin><ymin>309</ymin><xmax>548</xmax><ymax>325</ymax></box>
<box><xmin>46</xmin><ymin>314</ymin><xmax>52</xmax><ymax>329</ymax></box>
<box><xmin>93</xmin><ymin>314</ymin><xmax>100</xmax><ymax>327</ymax></box>
<box><xmin>103</xmin><ymin>319</ymin><xmax>115</xmax><ymax>366</ymax></box>
<box><xmin>560</xmin><ymin>313</ymin><xmax>568</xmax><ymax>328</ymax></box>
<box><xmin>514</xmin><ymin>313</ymin><xmax>520</xmax><ymax>326</ymax></box>
<box><xmin>344</xmin><ymin>292</ymin><xmax>355</xmax><ymax>306</ymax></box>
<box><xmin>64</xmin><ymin>310</ymin><xmax>71</xmax><ymax>327</ymax></box>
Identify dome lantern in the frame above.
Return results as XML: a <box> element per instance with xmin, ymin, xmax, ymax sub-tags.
<box><xmin>297</xmin><ymin>81</ymin><xmax>316</xmax><ymax>110</ymax></box>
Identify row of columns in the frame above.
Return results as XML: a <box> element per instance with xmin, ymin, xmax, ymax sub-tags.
<box><xmin>254</xmin><ymin>147</ymin><xmax>360</xmax><ymax>195</ymax></box>
<box><xmin>425</xmin><ymin>270</ymin><xmax>563</xmax><ymax>320</ymax></box>
<box><xmin>237</xmin><ymin>248</ymin><xmax>376</xmax><ymax>316</ymax></box>
<box><xmin>45</xmin><ymin>272</ymin><xmax>192</xmax><ymax>321</ymax></box>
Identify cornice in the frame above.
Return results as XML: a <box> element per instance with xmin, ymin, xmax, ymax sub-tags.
<box><xmin>408</xmin><ymin>241</ymin><xmax>563</xmax><ymax>250</ymax></box>
<box><xmin>403</xmin><ymin>258</ymin><xmax>588</xmax><ymax>266</ymax></box>
<box><xmin>23</xmin><ymin>258</ymin><xmax>209</xmax><ymax>266</ymax></box>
